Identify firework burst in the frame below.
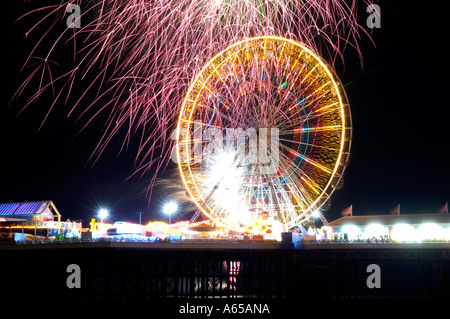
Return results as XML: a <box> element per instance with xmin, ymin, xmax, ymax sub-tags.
<box><xmin>13</xmin><ymin>0</ymin><xmax>373</xmax><ymax>198</ymax></box>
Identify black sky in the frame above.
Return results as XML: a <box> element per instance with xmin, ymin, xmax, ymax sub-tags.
<box><xmin>2</xmin><ymin>1</ymin><xmax>449</xmax><ymax>226</ymax></box>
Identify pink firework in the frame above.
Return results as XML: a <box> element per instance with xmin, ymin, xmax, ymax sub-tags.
<box><xmin>13</xmin><ymin>0</ymin><xmax>374</xmax><ymax>198</ymax></box>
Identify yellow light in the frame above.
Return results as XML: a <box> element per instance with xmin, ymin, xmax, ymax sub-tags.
<box><xmin>391</xmin><ymin>224</ymin><xmax>417</xmax><ymax>242</ymax></box>
<box><xmin>418</xmin><ymin>223</ymin><xmax>443</xmax><ymax>241</ymax></box>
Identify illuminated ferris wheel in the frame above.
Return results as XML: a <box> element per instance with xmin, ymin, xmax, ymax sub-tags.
<box><xmin>176</xmin><ymin>36</ymin><xmax>351</xmax><ymax>231</ymax></box>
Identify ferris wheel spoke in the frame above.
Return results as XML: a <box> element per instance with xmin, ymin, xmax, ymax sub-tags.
<box><xmin>278</xmin><ymin>152</ymin><xmax>330</xmax><ymax>200</ymax></box>
<box><xmin>277</xmin><ymin>167</ymin><xmax>313</xmax><ymax>212</ymax></box>
<box><xmin>279</xmin><ymin>143</ymin><xmax>333</xmax><ymax>175</ymax></box>
<box><xmin>278</xmin><ymin>138</ymin><xmax>341</xmax><ymax>152</ymax></box>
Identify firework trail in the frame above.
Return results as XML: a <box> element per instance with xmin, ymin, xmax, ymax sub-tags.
<box><xmin>13</xmin><ymin>0</ymin><xmax>373</xmax><ymax>198</ymax></box>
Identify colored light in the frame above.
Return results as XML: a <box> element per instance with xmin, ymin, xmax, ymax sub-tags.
<box><xmin>0</xmin><ymin>203</ymin><xmax>20</xmax><ymax>215</ymax></box>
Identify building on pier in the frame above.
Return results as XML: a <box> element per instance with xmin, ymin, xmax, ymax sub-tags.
<box><xmin>0</xmin><ymin>200</ymin><xmax>81</xmax><ymax>241</ymax></box>
<box><xmin>323</xmin><ymin>213</ymin><xmax>450</xmax><ymax>241</ymax></box>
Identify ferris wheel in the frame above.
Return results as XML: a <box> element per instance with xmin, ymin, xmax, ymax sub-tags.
<box><xmin>176</xmin><ymin>36</ymin><xmax>351</xmax><ymax>232</ymax></box>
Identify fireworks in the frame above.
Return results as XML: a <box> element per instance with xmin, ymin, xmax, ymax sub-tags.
<box><xmin>14</xmin><ymin>0</ymin><xmax>372</xmax><ymax>199</ymax></box>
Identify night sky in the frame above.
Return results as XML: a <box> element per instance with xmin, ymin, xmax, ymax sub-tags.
<box><xmin>2</xmin><ymin>1</ymin><xmax>449</xmax><ymax>227</ymax></box>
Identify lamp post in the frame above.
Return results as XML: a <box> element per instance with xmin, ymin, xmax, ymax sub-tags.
<box><xmin>163</xmin><ymin>202</ymin><xmax>177</xmax><ymax>240</ymax></box>
<box><xmin>138</xmin><ymin>211</ymin><xmax>143</xmax><ymax>225</ymax></box>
